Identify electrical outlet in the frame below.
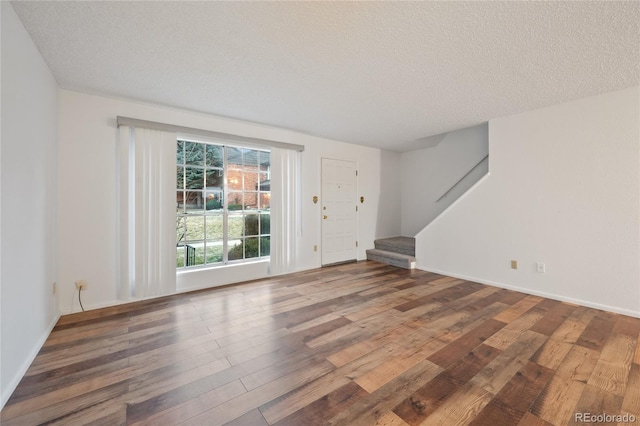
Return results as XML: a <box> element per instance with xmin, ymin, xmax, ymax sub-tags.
<box><xmin>511</xmin><ymin>260</ymin><xmax>518</xmax><ymax>270</ymax></box>
<box><xmin>536</xmin><ymin>262</ymin><xmax>546</xmax><ymax>273</ymax></box>
<box><xmin>75</xmin><ymin>280</ymin><xmax>87</xmax><ymax>290</ymax></box>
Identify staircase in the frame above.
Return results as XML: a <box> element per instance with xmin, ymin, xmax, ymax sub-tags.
<box><xmin>366</xmin><ymin>236</ymin><xmax>416</xmax><ymax>269</ymax></box>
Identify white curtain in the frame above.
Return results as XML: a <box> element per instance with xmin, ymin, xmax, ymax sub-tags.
<box><xmin>270</xmin><ymin>147</ymin><xmax>301</xmax><ymax>275</ymax></box>
<box><xmin>118</xmin><ymin>126</ymin><xmax>177</xmax><ymax>299</ymax></box>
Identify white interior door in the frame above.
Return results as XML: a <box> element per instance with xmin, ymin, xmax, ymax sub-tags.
<box><xmin>321</xmin><ymin>158</ymin><xmax>358</xmax><ymax>265</ymax></box>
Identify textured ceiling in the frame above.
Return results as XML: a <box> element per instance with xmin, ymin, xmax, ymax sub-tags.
<box><xmin>11</xmin><ymin>1</ymin><xmax>640</xmax><ymax>151</ymax></box>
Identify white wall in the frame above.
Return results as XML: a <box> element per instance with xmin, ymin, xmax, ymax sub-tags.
<box><xmin>416</xmin><ymin>86</ymin><xmax>640</xmax><ymax>317</ymax></box>
<box><xmin>375</xmin><ymin>149</ymin><xmax>402</xmax><ymax>239</ymax></box>
<box><xmin>58</xmin><ymin>90</ymin><xmax>400</xmax><ymax>312</ymax></box>
<box><xmin>401</xmin><ymin>124</ymin><xmax>488</xmax><ymax>236</ymax></box>
<box><xmin>1</xmin><ymin>2</ymin><xmax>59</xmax><ymax>408</ymax></box>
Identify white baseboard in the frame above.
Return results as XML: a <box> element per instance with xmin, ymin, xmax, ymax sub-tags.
<box><xmin>1</xmin><ymin>313</ymin><xmax>60</xmax><ymax>410</ymax></box>
<box><xmin>417</xmin><ymin>266</ymin><xmax>640</xmax><ymax>319</ymax></box>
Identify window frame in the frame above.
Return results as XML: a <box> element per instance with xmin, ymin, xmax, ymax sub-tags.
<box><xmin>176</xmin><ymin>137</ymin><xmax>271</xmax><ymax>270</ymax></box>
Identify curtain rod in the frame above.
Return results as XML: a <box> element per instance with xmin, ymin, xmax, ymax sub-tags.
<box><xmin>116</xmin><ymin>116</ymin><xmax>305</xmax><ymax>152</ymax></box>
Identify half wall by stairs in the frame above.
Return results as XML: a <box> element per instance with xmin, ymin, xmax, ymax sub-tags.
<box><xmin>366</xmin><ymin>237</ymin><xmax>416</xmax><ymax>269</ymax></box>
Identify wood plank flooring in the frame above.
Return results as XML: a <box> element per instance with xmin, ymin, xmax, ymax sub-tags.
<box><xmin>2</xmin><ymin>261</ymin><xmax>639</xmax><ymax>425</ymax></box>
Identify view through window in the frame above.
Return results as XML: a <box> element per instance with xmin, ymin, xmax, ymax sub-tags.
<box><xmin>176</xmin><ymin>139</ymin><xmax>270</xmax><ymax>269</ymax></box>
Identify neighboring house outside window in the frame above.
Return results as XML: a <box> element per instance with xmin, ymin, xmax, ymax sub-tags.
<box><xmin>176</xmin><ymin>139</ymin><xmax>270</xmax><ymax>269</ymax></box>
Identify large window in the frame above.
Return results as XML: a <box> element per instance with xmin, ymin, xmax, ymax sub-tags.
<box><xmin>176</xmin><ymin>139</ymin><xmax>271</xmax><ymax>269</ymax></box>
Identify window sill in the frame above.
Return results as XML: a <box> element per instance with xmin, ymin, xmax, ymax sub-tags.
<box><xmin>176</xmin><ymin>259</ymin><xmax>270</xmax><ymax>292</ymax></box>
<box><xmin>177</xmin><ymin>258</ymin><xmax>269</xmax><ymax>276</ymax></box>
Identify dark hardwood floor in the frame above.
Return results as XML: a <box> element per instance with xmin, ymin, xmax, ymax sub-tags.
<box><xmin>1</xmin><ymin>261</ymin><xmax>639</xmax><ymax>425</ymax></box>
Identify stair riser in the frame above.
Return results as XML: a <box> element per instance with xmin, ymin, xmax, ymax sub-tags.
<box><xmin>366</xmin><ymin>253</ymin><xmax>415</xmax><ymax>269</ymax></box>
